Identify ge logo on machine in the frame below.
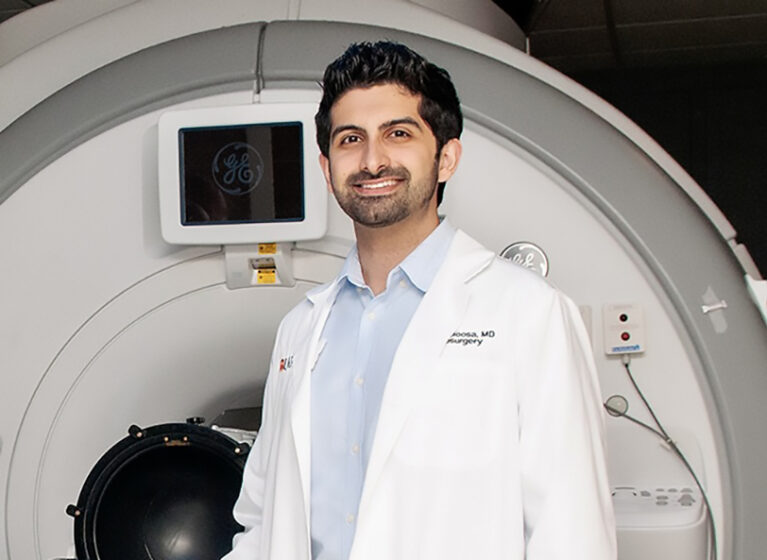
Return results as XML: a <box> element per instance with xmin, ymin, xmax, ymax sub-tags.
<box><xmin>212</xmin><ymin>142</ymin><xmax>264</xmax><ymax>195</ymax></box>
<box><xmin>500</xmin><ymin>241</ymin><xmax>549</xmax><ymax>277</ymax></box>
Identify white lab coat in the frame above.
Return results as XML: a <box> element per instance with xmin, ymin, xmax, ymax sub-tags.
<box><xmin>223</xmin><ymin>229</ymin><xmax>616</xmax><ymax>560</ymax></box>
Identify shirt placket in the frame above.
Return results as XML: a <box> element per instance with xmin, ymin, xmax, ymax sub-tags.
<box><xmin>342</xmin><ymin>287</ymin><xmax>376</xmax><ymax>550</ymax></box>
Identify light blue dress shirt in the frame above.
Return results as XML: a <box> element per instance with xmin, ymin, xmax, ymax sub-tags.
<box><xmin>310</xmin><ymin>220</ymin><xmax>456</xmax><ymax>560</ymax></box>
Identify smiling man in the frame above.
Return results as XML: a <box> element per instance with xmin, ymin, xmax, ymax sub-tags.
<box><xmin>223</xmin><ymin>41</ymin><xmax>616</xmax><ymax>560</ymax></box>
<box><xmin>319</xmin><ymin>81</ymin><xmax>461</xmax><ymax>295</ymax></box>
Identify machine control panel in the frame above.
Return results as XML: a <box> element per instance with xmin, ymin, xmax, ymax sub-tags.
<box><xmin>603</xmin><ymin>304</ymin><xmax>646</xmax><ymax>355</ymax></box>
<box><xmin>612</xmin><ymin>485</ymin><xmax>703</xmax><ymax>527</ymax></box>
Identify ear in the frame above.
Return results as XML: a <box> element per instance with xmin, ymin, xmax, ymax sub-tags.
<box><xmin>319</xmin><ymin>153</ymin><xmax>333</xmax><ymax>193</ymax></box>
<box><xmin>437</xmin><ymin>138</ymin><xmax>462</xmax><ymax>183</ymax></box>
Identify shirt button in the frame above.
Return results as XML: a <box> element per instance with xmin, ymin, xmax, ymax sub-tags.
<box><xmin>367</xmin><ymin>311</ymin><xmax>376</xmax><ymax>320</ymax></box>
<box><xmin>346</xmin><ymin>514</ymin><xmax>355</xmax><ymax>524</ymax></box>
<box><xmin>355</xmin><ymin>377</ymin><xmax>364</xmax><ymax>387</ymax></box>
<box><xmin>351</xmin><ymin>443</ymin><xmax>360</xmax><ymax>455</ymax></box>
<box><xmin>399</xmin><ymin>280</ymin><xmax>407</xmax><ymax>288</ymax></box>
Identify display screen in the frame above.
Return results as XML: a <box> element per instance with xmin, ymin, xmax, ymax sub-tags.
<box><xmin>178</xmin><ymin>123</ymin><xmax>304</xmax><ymax>226</ymax></box>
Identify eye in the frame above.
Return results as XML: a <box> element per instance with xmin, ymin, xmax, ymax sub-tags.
<box><xmin>390</xmin><ymin>129</ymin><xmax>411</xmax><ymax>139</ymax></box>
<box><xmin>339</xmin><ymin>134</ymin><xmax>362</xmax><ymax>145</ymax></box>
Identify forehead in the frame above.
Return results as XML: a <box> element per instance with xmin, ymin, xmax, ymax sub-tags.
<box><xmin>330</xmin><ymin>83</ymin><xmax>424</xmax><ymax>126</ymax></box>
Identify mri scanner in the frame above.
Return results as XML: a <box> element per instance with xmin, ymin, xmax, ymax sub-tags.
<box><xmin>1</xmin><ymin>1</ymin><xmax>766</xmax><ymax>559</ymax></box>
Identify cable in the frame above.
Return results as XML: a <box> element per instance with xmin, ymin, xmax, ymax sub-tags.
<box><xmin>605</xmin><ymin>355</ymin><xmax>719</xmax><ymax>560</ymax></box>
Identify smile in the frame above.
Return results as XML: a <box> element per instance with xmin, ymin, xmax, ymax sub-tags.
<box><xmin>353</xmin><ymin>178</ymin><xmax>403</xmax><ymax>191</ymax></box>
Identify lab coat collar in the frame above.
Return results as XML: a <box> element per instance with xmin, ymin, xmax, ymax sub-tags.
<box><xmin>304</xmin><ymin>269</ymin><xmax>345</xmax><ymax>307</ymax></box>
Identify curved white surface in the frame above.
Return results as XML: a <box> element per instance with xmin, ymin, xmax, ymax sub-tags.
<box><xmin>0</xmin><ymin>0</ymin><xmax>737</xmax><ymax>247</ymax></box>
<box><xmin>2</xmin><ymin>4</ymin><xmax>757</xmax><ymax>559</ymax></box>
<box><xmin>10</xmin><ymin>269</ymin><xmax>314</xmax><ymax>559</ymax></box>
<box><xmin>0</xmin><ymin>85</ymin><xmax>725</xmax><ymax>559</ymax></box>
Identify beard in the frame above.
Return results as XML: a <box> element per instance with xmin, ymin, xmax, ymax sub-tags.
<box><xmin>331</xmin><ymin>162</ymin><xmax>439</xmax><ymax>228</ymax></box>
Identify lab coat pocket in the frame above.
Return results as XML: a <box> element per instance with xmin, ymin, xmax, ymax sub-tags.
<box><xmin>394</xmin><ymin>358</ymin><xmax>507</xmax><ymax>470</ymax></box>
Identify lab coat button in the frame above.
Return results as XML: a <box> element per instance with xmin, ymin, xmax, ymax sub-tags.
<box><xmin>346</xmin><ymin>514</ymin><xmax>355</xmax><ymax>524</ymax></box>
<box><xmin>355</xmin><ymin>377</ymin><xmax>365</xmax><ymax>386</ymax></box>
<box><xmin>351</xmin><ymin>444</ymin><xmax>360</xmax><ymax>455</ymax></box>
<box><xmin>367</xmin><ymin>312</ymin><xmax>376</xmax><ymax>320</ymax></box>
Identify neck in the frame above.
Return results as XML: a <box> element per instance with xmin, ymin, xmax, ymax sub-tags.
<box><xmin>355</xmin><ymin>210</ymin><xmax>439</xmax><ymax>296</ymax></box>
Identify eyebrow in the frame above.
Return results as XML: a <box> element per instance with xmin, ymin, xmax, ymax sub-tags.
<box><xmin>330</xmin><ymin>124</ymin><xmax>363</xmax><ymax>141</ymax></box>
<box><xmin>330</xmin><ymin>117</ymin><xmax>423</xmax><ymax>141</ymax></box>
<box><xmin>381</xmin><ymin>117</ymin><xmax>422</xmax><ymax>131</ymax></box>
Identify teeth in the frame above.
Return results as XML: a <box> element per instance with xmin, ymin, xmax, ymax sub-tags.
<box><xmin>358</xmin><ymin>179</ymin><xmax>399</xmax><ymax>189</ymax></box>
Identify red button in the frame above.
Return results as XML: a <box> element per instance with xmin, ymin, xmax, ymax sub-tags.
<box><xmin>621</xmin><ymin>332</ymin><xmax>631</xmax><ymax>341</ymax></box>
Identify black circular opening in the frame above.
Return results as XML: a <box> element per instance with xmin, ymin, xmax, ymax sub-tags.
<box><xmin>72</xmin><ymin>424</ymin><xmax>246</xmax><ymax>560</ymax></box>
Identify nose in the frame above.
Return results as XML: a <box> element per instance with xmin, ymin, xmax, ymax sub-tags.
<box><xmin>361</xmin><ymin>138</ymin><xmax>390</xmax><ymax>174</ymax></box>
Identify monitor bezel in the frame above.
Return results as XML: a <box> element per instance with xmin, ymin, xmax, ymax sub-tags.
<box><xmin>158</xmin><ymin>103</ymin><xmax>327</xmax><ymax>245</ymax></box>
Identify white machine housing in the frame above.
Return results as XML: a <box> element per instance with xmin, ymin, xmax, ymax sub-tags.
<box><xmin>1</xmin><ymin>2</ymin><xmax>766</xmax><ymax>560</ymax></box>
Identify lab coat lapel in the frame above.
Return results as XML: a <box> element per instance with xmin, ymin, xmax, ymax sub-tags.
<box><xmin>358</xmin><ymin>231</ymin><xmax>494</xmax><ymax>516</ymax></box>
<box><xmin>290</xmin><ymin>281</ymin><xmax>340</xmax><ymax>531</ymax></box>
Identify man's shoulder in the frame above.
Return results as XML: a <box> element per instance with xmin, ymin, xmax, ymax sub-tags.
<box><xmin>470</xmin><ymin>260</ymin><xmax>562</xmax><ymax>323</ymax></box>
<box><xmin>484</xmin><ymin>254</ymin><xmax>554</xmax><ymax>290</ymax></box>
<box><xmin>274</xmin><ymin>279</ymin><xmax>336</xmax><ymax>336</ymax></box>
<box><xmin>280</xmin><ymin>297</ymin><xmax>313</xmax><ymax>324</ymax></box>
<box><xmin>451</xmin><ymin>229</ymin><xmax>556</xmax><ymax>297</ymax></box>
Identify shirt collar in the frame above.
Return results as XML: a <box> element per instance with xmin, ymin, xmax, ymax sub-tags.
<box><xmin>335</xmin><ymin>218</ymin><xmax>456</xmax><ymax>294</ymax></box>
<box><xmin>399</xmin><ymin>218</ymin><xmax>456</xmax><ymax>292</ymax></box>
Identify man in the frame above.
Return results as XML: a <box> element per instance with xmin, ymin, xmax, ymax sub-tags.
<box><xmin>224</xmin><ymin>41</ymin><xmax>616</xmax><ymax>560</ymax></box>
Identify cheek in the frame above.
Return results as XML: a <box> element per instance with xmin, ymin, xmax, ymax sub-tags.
<box><xmin>401</xmin><ymin>149</ymin><xmax>437</xmax><ymax>178</ymax></box>
<box><xmin>327</xmin><ymin>152</ymin><xmax>356</xmax><ymax>178</ymax></box>
<box><xmin>326</xmin><ymin>159</ymin><xmax>355</xmax><ymax>192</ymax></box>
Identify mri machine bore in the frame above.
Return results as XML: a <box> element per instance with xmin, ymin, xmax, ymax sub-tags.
<box><xmin>1</xmin><ymin>2</ymin><xmax>766</xmax><ymax>560</ymax></box>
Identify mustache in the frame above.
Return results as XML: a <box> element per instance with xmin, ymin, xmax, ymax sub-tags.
<box><xmin>346</xmin><ymin>166</ymin><xmax>410</xmax><ymax>186</ymax></box>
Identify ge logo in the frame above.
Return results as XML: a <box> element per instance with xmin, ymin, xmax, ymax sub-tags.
<box><xmin>212</xmin><ymin>142</ymin><xmax>264</xmax><ymax>195</ymax></box>
<box><xmin>499</xmin><ymin>242</ymin><xmax>549</xmax><ymax>277</ymax></box>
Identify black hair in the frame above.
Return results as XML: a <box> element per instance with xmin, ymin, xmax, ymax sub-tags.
<box><xmin>315</xmin><ymin>41</ymin><xmax>463</xmax><ymax>204</ymax></box>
